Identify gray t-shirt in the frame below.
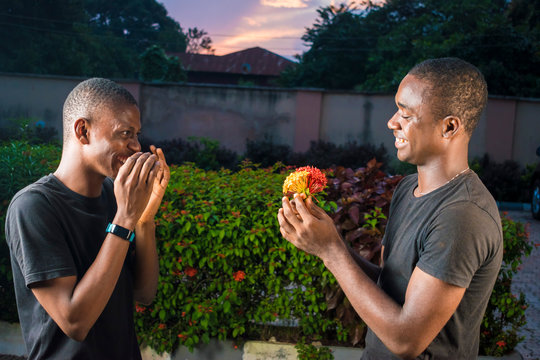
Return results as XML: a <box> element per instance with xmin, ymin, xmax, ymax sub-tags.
<box><xmin>5</xmin><ymin>174</ymin><xmax>141</xmax><ymax>360</ymax></box>
<box><xmin>362</xmin><ymin>171</ymin><xmax>503</xmax><ymax>360</ymax></box>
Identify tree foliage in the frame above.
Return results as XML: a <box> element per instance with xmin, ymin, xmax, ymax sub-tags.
<box><xmin>186</xmin><ymin>27</ymin><xmax>215</xmax><ymax>54</ymax></box>
<box><xmin>0</xmin><ymin>0</ymin><xmax>187</xmax><ymax>78</ymax></box>
<box><xmin>280</xmin><ymin>0</ymin><xmax>540</xmax><ymax>97</ymax></box>
<box><xmin>139</xmin><ymin>45</ymin><xmax>187</xmax><ymax>82</ymax></box>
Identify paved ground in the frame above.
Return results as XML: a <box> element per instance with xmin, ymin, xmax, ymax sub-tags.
<box><xmin>506</xmin><ymin>210</ymin><xmax>540</xmax><ymax>360</ymax></box>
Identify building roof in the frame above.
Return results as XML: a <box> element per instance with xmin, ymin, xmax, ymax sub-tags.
<box><xmin>172</xmin><ymin>47</ymin><xmax>296</xmax><ymax>77</ymax></box>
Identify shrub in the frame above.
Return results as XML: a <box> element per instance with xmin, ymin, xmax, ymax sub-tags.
<box><xmin>135</xmin><ymin>159</ymin><xmax>532</xmax><ymax>356</ymax></box>
<box><xmin>471</xmin><ymin>155</ymin><xmax>530</xmax><ymax>203</ymax></box>
<box><xmin>321</xmin><ymin>159</ymin><xmax>403</xmax><ymax>346</ymax></box>
<box><xmin>0</xmin><ymin>140</ymin><xmax>62</xmax><ymax>322</ymax></box>
<box><xmin>479</xmin><ymin>213</ymin><xmax>533</xmax><ymax>356</ymax></box>
<box><xmin>134</xmin><ymin>161</ymin><xmax>340</xmax><ymax>353</ymax></box>
<box><xmin>134</xmin><ymin>160</ymin><xmax>402</xmax><ymax>353</ymax></box>
<box><xmin>140</xmin><ymin>136</ymin><xmax>240</xmax><ymax>170</ymax></box>
<box><xmin>0</xmin><ymin>118</ymin><xmax>59</xmax><ymax>145</ymax></box>
<box><xmin>244</xmin><ymin>138</ymin><xmax>389</xmax><ymax>171</ymax></box>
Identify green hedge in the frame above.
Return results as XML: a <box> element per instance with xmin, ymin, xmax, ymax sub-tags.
<box><xmin>0</xmin><ymin>140</ymin><xmax>533</xmax><ymax>357</ymax></box>
<box><xmin>0</xmin><ymin>141</ymin><xmax>61</xmax><ymax>322</ymax></box>
<box><xmin>134</xmin><ymin>162</ymin><xmax>341</xmax><ymax>353</ymax></box>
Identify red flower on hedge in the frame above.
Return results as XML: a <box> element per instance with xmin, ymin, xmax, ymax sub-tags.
<box><xmin>233</xmin><ymin>270</ymin><xmax>246</xmax><ymax>282</ymax></box>
<box><xmin>184</xmin><ymin>266</ymin><xmax>198</xmax><ymax>277</ymax></box>
<box><xmin>135</xmin><ymin>304</ymin><xmax>146</xmax><ymax>313</ymax></box>
<box><xmin>283</xmin><ymin>166</ymin><xmax>327</xmax><ymax>200</ymax></box>
<box><xmin>496</xmin><ymin>340</ymin><xmax>506</xmax><ymax>348</ymax></box>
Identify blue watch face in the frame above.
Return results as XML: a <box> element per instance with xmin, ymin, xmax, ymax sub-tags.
<box><xmin>106</xmin><ymin>223</ymin><xmax>134</xmax><ymax>242</ymax></box>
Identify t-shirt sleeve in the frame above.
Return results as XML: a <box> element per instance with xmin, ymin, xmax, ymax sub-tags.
<box><xmin>6</xmin><ymin>190</ymin><xmax>77</xmax><ymax>287</ymax></box>
<box><xmin>416</xmin><ymin>202</ymin><xmax>498</xmax><ymax>288</ymax></box>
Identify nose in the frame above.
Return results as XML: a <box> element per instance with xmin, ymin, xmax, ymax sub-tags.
<box><xmin>388</xmin><ymin>112</ymin><xmax>400</xmax><ymax>130</ymax></box>
<box><xmin>128</xmin><ymin>136</ymin><xmax>141</xmax><ymax>153</ymax></box>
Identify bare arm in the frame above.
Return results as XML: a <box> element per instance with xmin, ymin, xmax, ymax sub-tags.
<box><xmin>346</xmin><ymin>243</ymin><xmax>382</xmax><ymax>282</ymax></box>
<box><xmin>31</xmin><ymin>152</ymin><xmax>158</xmax><ymax>341</ymax></box>
<box><xmin>278</xmin><ymin>195</ymin><xmax>465</xmax><ymax>359</ymax></box>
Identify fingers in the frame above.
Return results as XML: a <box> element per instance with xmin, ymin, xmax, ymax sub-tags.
<box><xmin>138</xmin><ymin>154</ymin><xmax>158</xmax><ymax>186</ymax></box>
<box><xmin>277</xmin><ymin>208</ymin><xmax>294</xmax><ymax>236</ymax></box>
<box><xmin>150</xmin><ymin>145</ymin><xmax>170</xmax><ymax>187</ymax></box>
<box><xmin>281</xmin><ymin>196</ymin><xmax>303</xmax><ymax>227</ymax></box>
<box><xmin>116</xmin><ymin>152</ymin><xmax>142</xmax><ymax>181</ymax></box>
<box><xmin>292</xmin><ymin>194</ymin><xmax>312</xmax><ymax>221</ymax></box>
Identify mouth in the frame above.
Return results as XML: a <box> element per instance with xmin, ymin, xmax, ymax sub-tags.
<box><xmin>394</xmin><ymin>137</ymin><xmax>409</xmax><ymax>147</ymax></box>
<box><xmin>117</xmin><ymin>155</ymin><xmax>130</xmax><ymax>165</ymax></box>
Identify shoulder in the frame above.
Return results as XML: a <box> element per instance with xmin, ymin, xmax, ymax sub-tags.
<box><xmin>437</xmin><ymin>172</ymin><xmax>501</xmax><ymax>231</ymax></box>
<box><xmin>8</xmin><ymin>175</ymin><xmax>56</xmax><ymax>212</ymax></box>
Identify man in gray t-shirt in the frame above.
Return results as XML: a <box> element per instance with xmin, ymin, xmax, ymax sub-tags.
<box><xmin>6</xmin><ymin>78</ymin><xmax>170</xmax><ymax>359</ymax></box>
<box><xmin>278</xmin><ymin>58</ymin><xmax>503</xmax><ymax>359</ymax></box>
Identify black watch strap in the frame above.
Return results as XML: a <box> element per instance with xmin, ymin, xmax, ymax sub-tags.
<box><xmin>106</xmin><ymin>223</ymin><xmax>135</xmax><ymax>242</ymax></box>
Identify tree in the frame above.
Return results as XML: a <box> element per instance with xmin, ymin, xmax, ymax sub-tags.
<box><xmin>186</xmin><ymin>27</ymin><xmax>215</xmax><ymax>54</ymax></box>
<box><xmin>139</xmin><ymin>45</ymin><xmax>186</xmax><ymax>82</ymax></box>
<box><xmin>280</xmin><ymin>0</ymin><xmax>540</xmax><ymax>97</ymax></box>
<box><xmin>0</xmin><ymin>0</ymin><xmax>187</xmax><ymax>78</ymax></box>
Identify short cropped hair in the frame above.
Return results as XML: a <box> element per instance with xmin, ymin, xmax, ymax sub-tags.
<box><xmin>62</xmin><ymin>78</ymin><xmax>137</xmax><ymax>142</ymax></box>
<box><xmin>408</xmin><ymin>57</ymin><xmax>487</xmax><ymax>135</ymax></box>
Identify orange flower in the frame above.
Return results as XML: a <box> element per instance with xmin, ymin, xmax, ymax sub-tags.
<box><xmin>184</xmin><ymin>266</ymin><xmax>198</xmax><ymax>277</ymax></box>
<box><xmin>283</xmin><ymin>166</ymin><xmax>327</xmax><ymax>199</ymax></box>
<box><xmin>158</xmin><ymin>323</ymin><xmax>166</xmax><ymax>329</ymax></box>
<box><xmin>233</xmin><ymin>270</ymin><xmax>246</xmax><ymax>282</ymax></box>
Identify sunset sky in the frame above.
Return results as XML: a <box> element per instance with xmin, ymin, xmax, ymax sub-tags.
<box><xmin>159</xmin><ymin>0</ymin><xmax>360</xmax><ymax>59</ymax></box>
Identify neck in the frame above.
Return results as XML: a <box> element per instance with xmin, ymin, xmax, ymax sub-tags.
<box><xmin>416</xmin><ymin>157</ymin><xmax>470</xmax><ymax>197</ymax></box>
<box><xmin>54</xmin><ymin>146</ymin><xmax>105</xmax><ymax>198</ymax></box>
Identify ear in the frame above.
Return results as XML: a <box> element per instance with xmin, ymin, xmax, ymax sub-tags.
<box><xmin>73</xmin><ymin>118</ymin><xmax>90</xmax><ymax>145</ymax></box>
<box><xmin>441</xmin><ymin>116</ymin><xmax>462</xmax><ymax>139</ymax></box>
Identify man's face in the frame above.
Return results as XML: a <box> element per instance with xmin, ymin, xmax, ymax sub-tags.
<box><xmin>387</xmin><ymin>74</ymin><xmax>443</xmax><ymax>166</ymax></box>
<box><xmin>86</xmin><ymin>103</ymin><xmax>142</xmax><ymax>179</ymax></box>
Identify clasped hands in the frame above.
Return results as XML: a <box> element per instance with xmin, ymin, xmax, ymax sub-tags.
<box><xmin>277</xmin><ymin>194</ymin><xmax>344</xmax><ymax>261</ymax></box>
<box><xmin>114</xmin><ymin>145</ymin><xmax>170</xmax><ymax>228</ymax></box>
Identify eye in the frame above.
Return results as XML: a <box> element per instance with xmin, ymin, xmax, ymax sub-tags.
<box><xmin>400</xmin><ymin>112</ymin><xmax>411</xmax><ymax>120</ymax></box>
<box><xmin>121</xmin><ymin>130</ymin><xmax>132</xmax><ymax>137</ymax></box>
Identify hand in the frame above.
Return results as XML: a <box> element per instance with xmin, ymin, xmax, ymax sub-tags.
<box><xmin>138</xmin><ymin>145</ymin><xmax>170</xmax><ymax>224</ymax></box>
<box><xmin>277</xmin><ymin>194</ymin><xmax>345</xmax><ymax>261</ymax></box>
<box><xmin>114</xmin><ymin>152</ymin><xmax>159</xmax><ymax>229</ymax></box>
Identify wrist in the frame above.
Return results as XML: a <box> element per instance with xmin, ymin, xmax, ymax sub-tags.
<box><xmin>112</xmin><ymin>213</ymin><xmax>137</xmax><ymax>232</ymax></box>
<box><xmin>322</xmin><ymin>238</ymin><xmax>350</xmax><ymax>271</ymax></box>
<box><xmin>136</xmin><ymin>219</ymin><xmax>156</xmax><ymax>232</ymax></box>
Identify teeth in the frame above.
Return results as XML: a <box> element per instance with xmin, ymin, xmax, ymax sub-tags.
<box><xmin>396</xmin><ymin>138</ymin><xmax>408</xmax><ymax>143</ymax></box>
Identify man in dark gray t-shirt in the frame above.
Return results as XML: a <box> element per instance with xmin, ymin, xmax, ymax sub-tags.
<box><xmin>278</xmin><ymin>58</ymin><xmax>503</xmax><ymax>359</ymax></box>
<box><xmin>6</xmin><ymin>78</ymin><xmax>170</xmax><ymax>359</ymax></box>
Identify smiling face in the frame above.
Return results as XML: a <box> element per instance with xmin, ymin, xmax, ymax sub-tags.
<box><xmin>85</xmin><ymin>102</ymin><xmax>142</xmax><ymax>179</ymax></box>
<box><xmin>387</xmin><ymin>74</ymin><xmax>444</xmax><ymax>166</ymax></box>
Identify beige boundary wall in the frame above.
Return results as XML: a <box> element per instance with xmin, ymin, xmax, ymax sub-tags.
<box><xmin>1</xmin><ymin>72</ymin><xmax>538</xmax><ymax>166</ymax></box>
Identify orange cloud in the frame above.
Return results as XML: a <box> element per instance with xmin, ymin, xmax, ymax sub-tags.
<box><xmin>261</xmin><ymin>0</ymin><xmax>309</xmax><ymax>8</ymax></box>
